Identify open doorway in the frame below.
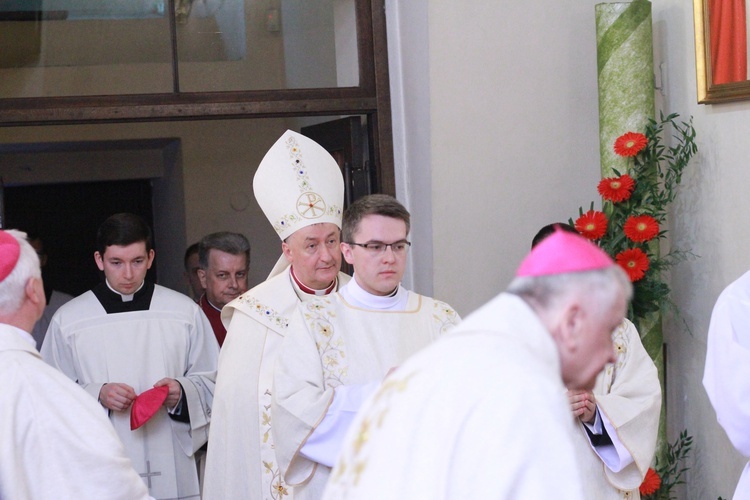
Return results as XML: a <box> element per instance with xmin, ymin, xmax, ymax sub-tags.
<box><xmin>302</xmin><ymin>116</ymin><xmax>375</xmax><ymax>276</ymax></box>
<box><xmin>3</xmin><ymin>179</ymin><xmax>155</xmax><ymax>297</ymax></box>
<box><xmin>0</xmin><ymin>116</ymin><xmax>377</xmax><ymax>290</ymax></box>
<box><xmin>0</xmin><ymin>137</ymin><xmax>187</xmax><ymax>293</ymax></box>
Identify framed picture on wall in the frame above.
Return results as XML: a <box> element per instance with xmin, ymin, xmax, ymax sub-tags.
<box><xmin>694</xmin><ymin>0</ymin><xmax>750</xmax><ymax>103</ymax></box>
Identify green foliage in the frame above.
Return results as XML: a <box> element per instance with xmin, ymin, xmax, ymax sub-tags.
<box><xmin>572</xmin><ymin>112</ymin><xmax>698</xmax><ymax>325</ymax></box>
<box><xmin>644</xmin><ymin>429</ymin><xmax>693</xmax><ymax>500</ymax></box>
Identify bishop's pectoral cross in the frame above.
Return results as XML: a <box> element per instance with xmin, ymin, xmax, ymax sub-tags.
<box><xmin>140</xmin><ymin>460</ymin><xmax>162</xmax><ymax>488</ymax></box>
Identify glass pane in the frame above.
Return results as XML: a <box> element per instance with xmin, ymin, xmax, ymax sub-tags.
<box><xmin>0</xmin><ymin>0</ymin><xmax>174</xmax><ymax>97</ymax></box>
<box><xmin>0</xmin><ymin>0</ymin><xmax>361</xmax><ymax>98</ymax></box>
<box><xmin>177</xmin><ymin>0</ymin><xmax>359</xmax><ymax>92</ymax></box>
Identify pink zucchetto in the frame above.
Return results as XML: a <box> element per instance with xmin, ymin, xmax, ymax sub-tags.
<box><xmin>516</xmin><ymin>228</ymin><xmax>614</xmax><ymax>277</ymax></box>
<box><xmin>130</xmin><ymin>385</ymin><xmax>170</xmax><ymax>430</ymax></box>
<box><xmin>0</xmin><ymin>230</ymin><xmax>21</xmax><ymax>283</ymax></box>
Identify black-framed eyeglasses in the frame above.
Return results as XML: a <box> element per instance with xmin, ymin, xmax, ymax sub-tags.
<box><xmin>345</xmin><ymin>240</ymin><xmax>411</xmax><ymax>255</ymax></box>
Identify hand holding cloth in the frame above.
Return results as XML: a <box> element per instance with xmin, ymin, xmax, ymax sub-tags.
<box><xmin>130</xmin><ymin>385</ymin><xmax>169</xmax><ymax>430</ymax></box>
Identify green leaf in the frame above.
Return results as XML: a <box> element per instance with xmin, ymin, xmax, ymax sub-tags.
<box><xmin>581</xmin><ymin>113</ymin><xmax>697</xmax><ymax>326</ymax></box>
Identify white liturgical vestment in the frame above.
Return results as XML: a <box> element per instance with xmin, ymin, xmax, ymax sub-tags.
<box><xmin>272</xmin><ymin>285</ymin><xmax>460</xmax><ymax>499</ymax></box>
<box><xmin>41</xmin><ymin>282</ymin><xmax>218</xmax><ymax>500</ymax></box>
<box><xmin>571</xmin><ymin>318</ymin><xmax>661</xmax><ymax>499</ymax></box>
<box><xmin>202</xmin><ymin>267</ymin><xmax>350</xmax><ymax>500</ymax></box>
<box><xmin>704</xmin><ymin>270</ymin><xmax>750</xmax><ymax>500</ymax></box>
<box><xmin>1</xmin><ymin>324</ymin><xmax>150</xmax><ymax>500</ymax></box>
<box><xmin>323</xmin><ymin>293</ymin><xmax>584</xmax><ymax>499</ymax></box>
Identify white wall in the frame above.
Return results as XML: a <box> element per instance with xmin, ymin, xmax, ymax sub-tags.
<box><xmin>389</xmin><ymin>0</ymin><xmax>747</xmax><ymax>495</ymax></box>
<box><xmin>654</xmin><ymin>1</ymin><xmax>750</xmax><ymax>497</ymax></box>
<box><xmin>386</xmin><ymin>0</ymin><xmax>434</xmax><ymax>295</ymax></box>
<box><xmin>396</xmin><ymin>0</ymin><xmax>604</xmax><ymax>315</ymax></box>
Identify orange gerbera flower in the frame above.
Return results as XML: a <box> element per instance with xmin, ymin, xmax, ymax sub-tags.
<box><xmin>614</xmin><ymin>132</ymin><xmax>648</xmax><ymax>157</ymax></box>
<box><xmin>574</xmin><ymin>210</ymin><xmax>608</xmax><ymax>240</ymax></box>
<box><xmin>598</xmin><ymin>174</ymin><xmax>635</xmax><ymax>203</ymax></box>
<box><xmin>624</xmin><ymin>215</ymin><xmax>659</xmax><ymax>242</ymax></box>
<box><xmin>639</xmin><ymin>468</ymin><xmax>661</xmax><ymax>496</ymax></box>
<box><xmin>616</xmin><ymin>248</ymin><xmax>650</xmax><ymax>282</ymax></box>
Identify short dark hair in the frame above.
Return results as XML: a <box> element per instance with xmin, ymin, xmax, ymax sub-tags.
<box><xmin>198</xmin><ymin>232</ymin><xmax>250</xmax><ymax>269</ymax></box>
<box><xmin>184</xmin><ymin>242</ymin><xmax>200</xmax><ymax>271</ymax></box>
<box><xmin>531</xmin><ymin>222</ymin><xmax>578</xmax><ymax>249</ymax></box>
<box><xmin>96</xmin><ymin>213</ymin><xmax>153</xmax><ymax>255</ymax></box>
<box><xmin>342</xmin><ymin>194</ymin><xmax>410</xmax><ymax>243</ymax></box>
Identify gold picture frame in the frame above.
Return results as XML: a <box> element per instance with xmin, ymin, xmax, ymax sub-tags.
<box><xmin>694</xmin><ymin>0</ymin><xmax>750</xmax><ymax>104</ymax></box>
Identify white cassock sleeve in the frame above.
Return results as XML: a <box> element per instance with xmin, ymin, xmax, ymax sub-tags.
<box><xmin>704</xmin><ymin>275</ymin><xmax>750</xmax><ymax>500</ymax></box>
<box><xmin>300</xmin><ymin>382</ymin><xmax>380</xmax><ymax>466</ymax></box>
<box><xmin>41</xmin><ymin>314</ymin><xmax>107</xmax><ymax>401</ymax></box>
<box><xmin>171</xmin><ymin>304</ymin><xmax>218</xmax><ymax>455</ymax></box>
<box><xmin>584</xmin><ymin>407</ymin><xmax>634</xmax><ymax>472</ymax></box>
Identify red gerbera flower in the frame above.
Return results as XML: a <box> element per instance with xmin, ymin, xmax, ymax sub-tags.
<box><xmin>598</xmin><ymin>174</ymin><xmax>635</xmax><ymax>203</ymax></box>
<box><xmin>624</xmin><ymin>215</ymin><xmax>660</xmax><ymax>242</ymax></box>
<box><xmin>639</xmin><ymin>468</ymin><xmax>662</xmax><ymax>496</ymax></box>
<box><xmin>574</xmin><ymin>210</ymin><xmax>608</xmax><ymax>240</ymax></box>
<box><xmin>614</xmin><ymin>132</ymin><xmax>648</xmax><ymax>157</ymax></box>
<box><xmin>616</xmin><ymin>248</ymin><xmax>650</xmax><ymax>282</ymax></box>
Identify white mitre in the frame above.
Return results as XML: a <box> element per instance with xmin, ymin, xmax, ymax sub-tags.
<box><xmin>254</xmin><ymin>129</ymin><xmax>345</xmax><ymax>278</ymax></box>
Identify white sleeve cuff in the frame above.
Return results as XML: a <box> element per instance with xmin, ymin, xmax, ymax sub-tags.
<box><xmin>587</xmin><ymin>405</ymin><xmax>635</xmax><ymax>472</ymax></box>
<box><xmin>300</xmin><ymin>382</ymin><xmax>381</xmax><ymax>467</ymax></box>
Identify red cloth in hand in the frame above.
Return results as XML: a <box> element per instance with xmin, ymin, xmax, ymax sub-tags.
<box><xmin>130</xmin><ymin>385</ymin><xmax>169</xmax><ymax>430</ymax></box>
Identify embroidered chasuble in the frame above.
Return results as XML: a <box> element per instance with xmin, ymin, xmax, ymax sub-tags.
<box><xmin>272</xmin><ymin>290</ymin><xmax>460</xmax><ymax>499</ymax></box>
<box><xmin>41</xmin><ymin>282</ymin><xmax>218</xmax><ymax>500</ymax></box>
<box><xmin>571</xmin><ymin>319</ymin><xmax>661</xmax><ymax>499</ymax></box>
<box><xmin>323</xmin><ymin>293</ymin><xmax>584</xmax><ymax>499</ymax></box>
<box><xmin>202</xmin><ymin>268</ymin><xmax>351</xmax><ymax>500</ymax></box>
<box><xmin>1</xmin><ymin>324</ymin><xmax>150</xmax><ymax>499</ymax></box>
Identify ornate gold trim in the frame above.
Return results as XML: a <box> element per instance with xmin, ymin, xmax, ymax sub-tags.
<box><xmin>694</xmin><ymin>0</ymin><xmax>750</xmax><ymax>104</ymax></box>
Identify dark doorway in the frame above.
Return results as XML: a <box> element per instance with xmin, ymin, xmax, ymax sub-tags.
<box><xmin>3</xmin><ymin>179</ymin><xmax>155</xmax><ymax>297</ymax></box>
<box><xmin>302</xmin><ymin>116</ymin><xmax>375</xmax><ymax>277</ymax></box>
<box><xmin>302</xmin><ymin>116</ymin><xmax>375</xmax><ymax>207</ymax></box>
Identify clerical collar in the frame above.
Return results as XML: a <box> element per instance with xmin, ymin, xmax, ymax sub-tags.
<box><xmin>290</xmin><ymin>266</ymin><xmax>337</xmax><ymax>296</ymax></box>
<box><xmin>93</xmin><ymin>281</ymin><xmax>155</xmax><ymax>314</ymax></box>
<box><xmin>105</xmin><ymin>279</ymin><xmax>144</xmax><ymax>302</ymax></box>
<box><xmin>340</xmin><ymin>274</ymin><xmax>408</xmax><ymax>311</ymax></box>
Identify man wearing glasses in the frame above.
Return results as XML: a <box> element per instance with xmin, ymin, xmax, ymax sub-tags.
<box><xmin>272</xmin><ymin>194</ymin><xmax>460</xmax><ymax>499</ymax></box>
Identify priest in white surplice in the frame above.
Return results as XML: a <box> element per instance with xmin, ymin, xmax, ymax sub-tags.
<box><xmin>323</xmin><ymin>228</ymin><xmax>633</xmax><ymax>499</ymax></box>
<box><xmin>533</xmin><ymin>224</ymin><xmax>661</xmax><ymax>499</ymax></box>
<box><xmin>704</xmin><ymin>270</ymin><xmax>750</xmax><ymax>500</ymax></box>
<box><xmin>202</xmin><ymin>130</ymin><xmax>351</xmax><ymax>500</ymax></box>
<box><xmin>41</xmin><ymin>213</ymin><xmax>218</xmax><ymax>500</ymax></box>
<box><xmin>272</xmin><ymin>194</ymin><xmax>460</xmax><ymax>499</ymax></box>
<box><xmin>0</xmin><ymin>229</ymin><xmax>150</xmax><ymax>500</ymax></box>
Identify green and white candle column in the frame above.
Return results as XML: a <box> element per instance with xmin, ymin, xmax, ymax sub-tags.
<box><xmin>596</xmin><ymin>0</ymin><xmax>665</xmax><ymax>465</ymax></box>
<box><xmin>596</xmin><ymin>0</ymin><xmax>655</xmax><ymax>176</ymax></box>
